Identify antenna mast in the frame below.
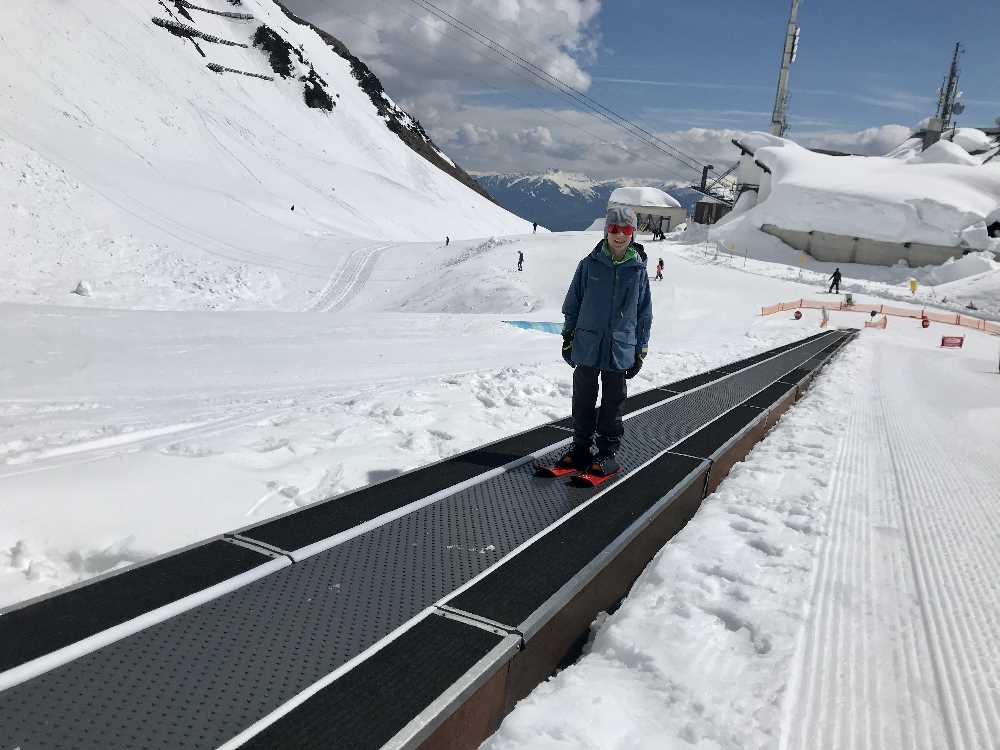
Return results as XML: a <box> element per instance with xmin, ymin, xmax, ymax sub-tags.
<box><xmin>924</xmin><ymin>42</ymin><xmax>964</xmax><ymax>149</ymax></box>
<box><xmin>770</xmin><ymin>0</ymin><xmax>801</xmax><ymax>137</ymax></box>
<box><xmin>936</xmin><ymin>42</ymin><xmax>965</xmax><ymax>130</ymax></box>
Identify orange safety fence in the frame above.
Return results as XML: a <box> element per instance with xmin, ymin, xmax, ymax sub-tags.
<box><xmin>923</xmin><ymin>310</ymin><xmax>961</xmax><ymax>324</ymax></box>
<box><xmin>799</xmin><ymin>299</ymin><xmax>830</xmax><ymax>310</ymax></box>
<box><xmin>761</xmin><ymin>299</ymin><xmax>999</xmax><ymax>335</ymax></box>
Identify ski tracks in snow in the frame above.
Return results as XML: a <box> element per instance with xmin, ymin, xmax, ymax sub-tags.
<box><xmin>307</xmin><ymin>242</ymin><xmax>393</xmax><ymax>312</ymax></box>
<box><xmin>783</xmin><ymin>342</ymin><xmax>1000</xmax><ymax>750</ymax></box>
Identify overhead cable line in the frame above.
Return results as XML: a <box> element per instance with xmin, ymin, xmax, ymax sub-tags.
<box><xmin>403</xmin><ymin>0</ymin><xmax>716</xmax><ymax>179</ymax></box>
<box><xmin>333</xmin><ymin>0</ymin><xmax>655</xmax><ymax>167</ymax></box>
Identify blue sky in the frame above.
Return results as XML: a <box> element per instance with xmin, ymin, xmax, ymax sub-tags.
<box><xmin>289</xmin><ymin>0</ymin><xmax>999</xmax><ymax>179</ymax></box>
<box><xmin>582</xmin><ymin>0</ymin><xmax>999</xmax><ymax>134</ymax></box>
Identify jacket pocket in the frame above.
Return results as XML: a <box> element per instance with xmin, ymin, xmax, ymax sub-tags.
<box><xmin>572</xmin><ymin>328</ymin><xmax>600</xmax><ymax>367</ymax></box>
<box><xmin>610</xmin><ymin>329</ymin><xmax>637</xmax><ymax>371</ymax></box>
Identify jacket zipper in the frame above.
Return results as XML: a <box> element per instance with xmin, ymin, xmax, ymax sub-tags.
<box><xmin>608</xmin><ymin>265</ymin><xmax>618</xmax><ymax>329</ymax></box>
<box><xmin>619</xmin><ymin>268</ymin><xmax>634</xmax><ymax>318</ymax></box>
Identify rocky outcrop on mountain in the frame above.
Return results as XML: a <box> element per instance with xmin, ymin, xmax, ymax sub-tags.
<box><xmin>273</xmin><ymin>1</ymin><xmax>493</xmax><ymax>201</ymax></box>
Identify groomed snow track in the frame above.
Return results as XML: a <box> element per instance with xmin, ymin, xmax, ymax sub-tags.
<box><xmin>0</xmin><ymin>329</ymin><xmax>857</xmax><ymax>750</ymax></box>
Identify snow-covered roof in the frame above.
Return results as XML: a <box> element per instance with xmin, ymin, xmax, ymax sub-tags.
<box><xmin>722</xmin><ymin>132</ymin><xmax>1000</xmax><ymax>249</ymax></box>
<box><xmin>608</xmin><ymin>186</ymin><xmax>682</xmax><ymax>212</ymax></box>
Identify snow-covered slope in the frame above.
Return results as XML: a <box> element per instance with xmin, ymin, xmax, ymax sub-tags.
<box><xmin>0</xmin><ymin>0</ymin><xmax>528</xmax><ymax>310</ymax></box>
<box><xmin>476</xmin><ymin>172</ymin><xmax>702</xmax><ymax>231</ymax></box>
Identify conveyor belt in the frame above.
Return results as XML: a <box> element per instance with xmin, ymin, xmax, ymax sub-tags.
<box><xmin>0</xmin><ymin>329</ymin><xmax>856</xmax><ymax>750</ymax></box>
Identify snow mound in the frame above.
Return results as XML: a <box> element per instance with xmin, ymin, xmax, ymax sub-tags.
<box><xmin>888</xmin><ymin>129</ymin><xmax>998</xmax><ymax>164</ymax></box>
<box><xmin>952</xmin><ymin>128</ymin><xmax>996</xmax><ymax>153</ymax></box>
<box><xmin>675</xmin><ymin>222</ymin><xmax>711</xmax><ymax>244</ymax></box>
<box><xmin>922</xmin><ymin>251</ymin><xmax>1000</xmax><ymax>285</ymax></box>
<box><xmin>609</xmin><ymin>186</ymin><xmax>682</xmax><ymax>210</ymax></box>
<box><xmin>913</xmin><ymin>139</ymin><xmax>981</xmax><ymax>166</ymax></box>
<box><xmin>71</xmin><ymin>281</ymin><xmax>93</xmax><ymax>297</ymax></box>
<box><xmin>585</xmin><ymin>217</ymin><xmax>606</xmax><ymax>231</ymax></box>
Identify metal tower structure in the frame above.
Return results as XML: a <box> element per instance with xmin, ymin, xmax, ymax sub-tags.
<box><xmin>770</xmin><ymin>0</ymin><xmax>801</xmax><ymax>137</ymax></box>
<box><xmin>936</xmin><ymin>42</ymin><xmax>965</xmax><ymax>130</ymax></box>
<box><xmin>923</xmin><ymin>42</ymin><xmax>965</xmax><ymax>149</ymax></box>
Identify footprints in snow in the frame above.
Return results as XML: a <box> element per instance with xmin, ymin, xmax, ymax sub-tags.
<box><xmin>726</xmin><ymin>507</ymin><xmax>785</xmax><ymax>558</ymax></box>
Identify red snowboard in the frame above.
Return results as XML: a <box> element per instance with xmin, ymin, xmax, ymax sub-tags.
<box><xmin>534</xmin><ymin>464</ymin><xmax>580</xmax><ymax>478</ymax></box>
<box><xmin>569</xmin><ymin>468</ymin><xmax>621</xmax><ymax>487</ymax></box>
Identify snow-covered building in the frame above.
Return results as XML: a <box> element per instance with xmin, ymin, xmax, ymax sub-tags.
<box><xmin>717</xmin><ymin>131</ymin><xmax>1000</xmax><ymax>266</ymax></box>
<box><xmin>608</xmin><ymin>186</ymin><xmax>688</xmax><ymax>235</ymax></box>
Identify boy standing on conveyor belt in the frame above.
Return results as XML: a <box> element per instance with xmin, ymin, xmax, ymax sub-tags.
<box><xmin>557</xmin><ymin>206</ymin><xmax>652</xmax><ymax>477</ymax></box>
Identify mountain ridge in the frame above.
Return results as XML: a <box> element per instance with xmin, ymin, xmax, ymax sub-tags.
<box><xmin>272</xmin><ymin>0</ymin><xmax>493</xmax><ymax>201</ymax></box>
<box><xmin>0</xmin><ymin>0</ymin><xmax>527</xmax><ymax>310</ymax></box>
<box><xmin>476</xmin><ymin>171</ymin><xmax>704</xmax><ymax>231</ymax></box>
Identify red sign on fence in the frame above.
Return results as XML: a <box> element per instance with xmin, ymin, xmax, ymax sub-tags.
<box><xmin>940</xmin><ymin>336</ymin><xmax>965</xmax><ymax>348</ymax></box>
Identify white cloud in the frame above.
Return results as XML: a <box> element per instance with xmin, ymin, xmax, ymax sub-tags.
<box><xmin>798</xmin><ymin>124</ymin><xmax>914</xmax><ymax>156</ymax></box>
<box><xmin>284</xmin><ymin>0</ymin><xmax>602</xmax><ymax>100</ymax></box>
<box><xmin>282</xmin><ymin>2</ymin><xmax>919</xmax><ymax>182</ymax></box>
<box><xmin>435</xmin><ymin>104</ymin><xmax>916</xmax><ymax>180</ymax></box>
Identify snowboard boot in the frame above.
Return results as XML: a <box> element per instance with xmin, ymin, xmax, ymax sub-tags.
<box><xmin>587</xmin><ymin>451</ymin><xmax>620</xmax><ymax>477</ymax></box>
<box><xmin>556</xmin><ymin>444</ymin><xmax>593</xmax><ymax>471</ymax></box>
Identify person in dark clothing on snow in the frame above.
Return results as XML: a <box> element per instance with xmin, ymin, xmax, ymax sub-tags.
<box><xmin>556</xmin><ymin>206</ymin><xmax>653</xmax><ymax>477</ymax></box>
<box><xmin>445</xmin><ymin>236</ymin><xmax>450</xmax><ymax>246</ymax></box>
<box><xmin>655</xmin><ymin>257</ymin><xmax>664</xmax><ymax>281</ymax></box>
<box><xmin>533</xmin><ymin>222</ymin><xmax>538</xmax><ymax>233</ymax></box>
<box><xmin>829</xmin><ymin>267</ymin><xmax>842</xmax><ymax>294</ymax></box>
<box><xmin>517</xmin><ymin>250</ymin><xmax>524</xmax><ymax>271</ymax></box>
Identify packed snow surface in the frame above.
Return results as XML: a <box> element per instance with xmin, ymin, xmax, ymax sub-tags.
<box><xmin>4</xmin><ymin>225</ymin><xmax>1000</xmax><ymax>747</ymax></box>
<box><xmin>2</xmin><ymin>232</ymin><xmax>838</xmax><ymax>606</ymax></box>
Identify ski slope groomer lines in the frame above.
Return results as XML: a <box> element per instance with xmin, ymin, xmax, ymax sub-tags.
<box><xmin>783</xmin><ymin>335</ymin><xmax>1000</xmax><ymax>750</ymax></box>
<box><xmin>306</xmin><ymin>242</ymin><xmax>394</xmax><ymax>312</ymax></box>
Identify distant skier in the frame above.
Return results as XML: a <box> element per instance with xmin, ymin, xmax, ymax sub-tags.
<box><xmin>556</xmin><ymin>206</ymin><xmax>652</xmax><ymax>479</ymax></box>
<box><xmin>655</xmin><ymin>257</ymin><xmax>664</xmax><ymax>281</ymax></box>
<box><xmin>829</xmin><ymin>267</ymin><xmax>842</xmax><ymax>294</ymax></box>
<box><xmin>533</xmin><ymin>222</ymin><xmax>538</xmax><ymax>234</ymax></box>
<box><xmin>445</xmin><ymin>236</ymin><xmax>450</xmax><ymax>246</ymax></box>
<box><xmin>517</xmin><ymin>250</ymin><xmax>524</xmax><ymax>272</ymax></box>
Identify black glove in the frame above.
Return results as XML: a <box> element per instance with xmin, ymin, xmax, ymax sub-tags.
<box><xmin>561</xmin><ymin>332</ymin><xmax>574</xmax><ymax>367</ymax></box>
<box><xmin>625</xmin><ymin>346</ymin><xmax>647</xmax><ymax>379</ymax></box>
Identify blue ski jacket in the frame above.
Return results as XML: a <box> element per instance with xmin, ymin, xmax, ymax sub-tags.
<box><xmin>562</xmin><ymin>241</ymin><xmax>652</xmax><ymax>371</ymax></box>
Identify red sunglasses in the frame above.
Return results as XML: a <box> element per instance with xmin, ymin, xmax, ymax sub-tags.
<box><xmin>607</xmin><ymin>224</ymin><xmax>634</xmax><ymax>235</ymax></box>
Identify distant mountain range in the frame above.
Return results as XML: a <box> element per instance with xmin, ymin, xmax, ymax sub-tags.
<box><xmin>475</xmin><ymin>172</ymin><xmax>706</xmax><ymax>232</ymax></box>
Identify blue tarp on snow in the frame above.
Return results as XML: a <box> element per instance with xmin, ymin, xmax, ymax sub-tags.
<box><xmin>503</xmin><ymin>321</ymin><xmax>562</xmax><ymax>335</ymax></box>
